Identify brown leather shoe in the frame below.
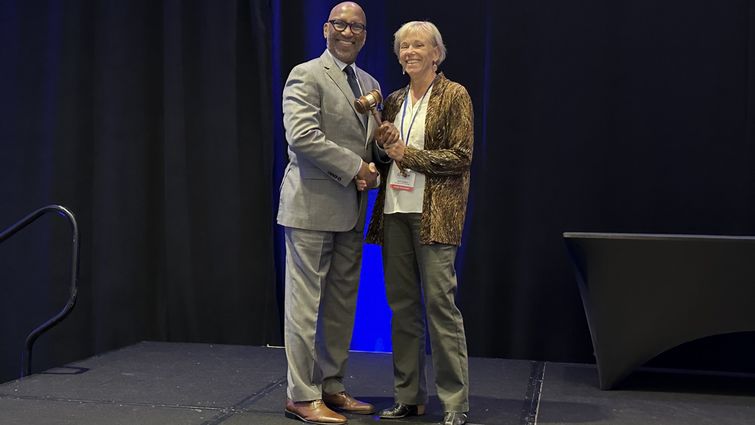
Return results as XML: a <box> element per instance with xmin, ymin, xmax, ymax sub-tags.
<box><xmin>322</xmin><ymin>391</ymin><xmax>376</xmax><ymax>415</ymax></box>
<box><xmin>285</xmin><ymin>399</ymin><xmax>347</xmax><ymax>424</ymax></box>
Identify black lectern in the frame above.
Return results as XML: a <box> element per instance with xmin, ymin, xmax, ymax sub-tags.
<box><xmin>563</xmin><ymin>232</ymin><xmax>755</xmax><ymax>389</ymax></box>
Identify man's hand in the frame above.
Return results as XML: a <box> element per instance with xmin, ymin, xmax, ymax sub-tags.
<box><xmin>375</xmin><ymin>121</ymin><xmax>400</xmax><ymax>147</ymax></box>
<box><xmin>356</xmin><ymin>161</ymin><xmax>379</xmax><ymax>191</ymax></box>
<box><xmin>384</xmin><ymin>137</ymin><xmax>405</xmax><ymax>162</ymax></box>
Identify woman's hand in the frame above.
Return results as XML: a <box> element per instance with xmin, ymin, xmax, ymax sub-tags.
<box><xmin>384</xmin><ymin>138</ymin><xmax>405</xmax><ymax>161</ymax></box>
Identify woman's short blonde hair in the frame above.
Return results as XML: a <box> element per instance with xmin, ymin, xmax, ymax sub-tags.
<box><xmin>393</xmin><ymin>21</ymin><xmax>447</xmax><ymax>66</ymax></box>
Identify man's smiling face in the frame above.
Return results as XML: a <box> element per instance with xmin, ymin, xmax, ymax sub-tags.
<box><xmin>323</xmin><ymin>2</ymin><xmax>366</xmax><ymax>64</ymax></box>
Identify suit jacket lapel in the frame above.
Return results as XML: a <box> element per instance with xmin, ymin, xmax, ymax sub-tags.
<box><xmin>322</xmin><ymin>52</ymin><xmax>361</xmax><ymax>115</ymax></box>
<box><xmin>321</xmin><ymin>51</ymin><xmax>368</xmax><ymax>132</ymax></box>
<box><xmin>354</xmin><ymin>66</ymin><xmax>372</xmax><ymax>137</ymax></box>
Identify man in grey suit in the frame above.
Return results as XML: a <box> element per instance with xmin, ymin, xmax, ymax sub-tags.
<box><xmin>278</xmin><ymin>2</ymin><xmax>389</xmax><ymax>424</ymax></box>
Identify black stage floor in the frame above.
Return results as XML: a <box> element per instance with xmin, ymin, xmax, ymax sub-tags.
<box><xmin>1</xmin><ymin>342</ymin><xmax>753</xmax><ymax>424</ymax></box>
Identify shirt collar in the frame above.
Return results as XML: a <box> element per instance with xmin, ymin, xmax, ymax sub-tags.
<box><xmin>326</xmin><ymin>49</ymin><xmax>356</xmax><ymax>74</ymax></box>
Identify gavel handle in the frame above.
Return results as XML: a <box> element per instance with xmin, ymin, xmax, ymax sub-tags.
<box><xmin>370</xmin><ymin>109</ymin><xmax>381</xmax><ymax>124</ymax></box>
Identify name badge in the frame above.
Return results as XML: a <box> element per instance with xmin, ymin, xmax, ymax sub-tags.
<box><xmin>389</xmin><ymin>169</ymin><xmax>416</xmax><ymax>191</ymax></box>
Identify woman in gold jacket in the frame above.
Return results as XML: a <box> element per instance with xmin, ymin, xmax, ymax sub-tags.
<box><xmin>366</xmin><ymin>20</ymin><xmax>473</xmax><ymax>425</ymax></box>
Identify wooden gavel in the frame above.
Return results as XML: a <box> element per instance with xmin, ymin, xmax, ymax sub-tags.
<box><xmin>354</xmin><ymin>89</ymin><xmax>383</xmax><ymax>123</ymax></box>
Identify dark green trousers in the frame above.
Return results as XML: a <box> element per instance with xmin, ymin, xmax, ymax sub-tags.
<box><xmin>382</xmin><ymin>213</ymin><xmax>469</xmax><ymax>412</ymax></box>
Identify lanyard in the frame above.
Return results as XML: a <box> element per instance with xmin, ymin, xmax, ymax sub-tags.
<box><xmin>400</xmin><ymin>76</ymin><xmax>437</xmax><ymax>147</ymax></box>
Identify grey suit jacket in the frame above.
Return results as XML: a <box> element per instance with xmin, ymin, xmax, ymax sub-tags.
<box><xmin>278</xmin><ymin>50</ymin><xmax>380</xmax><ymax>232</ymax></box>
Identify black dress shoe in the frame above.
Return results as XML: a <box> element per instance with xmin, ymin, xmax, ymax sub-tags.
<box><xmin>442</xmin><ymin>411</ymin><xmax>468</xmax><ymax>425</ymax></box>
<box><xmin>378</xmin><ymin>402</ymin><xmax>426</xmax><ymax>419</ymax></box>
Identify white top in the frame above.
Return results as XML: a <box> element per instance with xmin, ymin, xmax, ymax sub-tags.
<box><xmin>384</xmin><ymin>85</ymin><xmax>433</xmax><ymax>214</ymax></box>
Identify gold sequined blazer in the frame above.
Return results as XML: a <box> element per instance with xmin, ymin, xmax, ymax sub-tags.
<box><xmin>366</xmin><ymin>73</ymin><xmax>474</xmax><ymax>246</ymax></box>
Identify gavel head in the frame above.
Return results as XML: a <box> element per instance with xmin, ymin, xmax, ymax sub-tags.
<box><xmin>354</xmin><ymin>89</ymin><xmax>383</xmax><ymax>114</ymax></box>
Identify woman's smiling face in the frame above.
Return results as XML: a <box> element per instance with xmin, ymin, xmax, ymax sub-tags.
<box><xmin>398</xmin><ymin>31</ymin><xmax>440</xmax><ymax>78</ymax></box>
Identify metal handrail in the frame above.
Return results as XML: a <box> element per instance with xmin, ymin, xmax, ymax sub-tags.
<box><xmin>0</xmin><ymin>205</ymin><xmax>80</xmax><ymax>377</ymax></box>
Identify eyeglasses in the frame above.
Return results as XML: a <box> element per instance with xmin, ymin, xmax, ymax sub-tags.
<box><xmin>328</xmin><ymin>19</ymin><xmax>366</xmax><ymax>35</ymax></box>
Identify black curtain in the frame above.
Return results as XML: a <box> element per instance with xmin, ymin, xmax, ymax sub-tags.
<box><xmin>272</xmin><ymin>0</ymin><xmax>755</xmax><ymax>371</ymax></box>
<box><xmin>2</xmin><ymin>0</ymin><xmax>754</xmax><ymax>385</ymax></box>
<box><xmin>273</xmin><ymin>0</ymin><xmax>755</xmax><ymax>366</ymax></box>
<box><xmin>458</xmin><ymin>0</ymin><xmax>755</xmax><ymax>365</ymax></box>
<box><xmin>0</xmin><ymin>0</ymin><xmax>280</xmax><ymax>383</ymax></box>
